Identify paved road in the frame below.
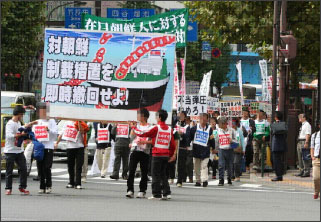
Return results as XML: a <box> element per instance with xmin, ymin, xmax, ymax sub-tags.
<box><xmin>1</xmin><ymin>158</ymin><xmax>320</xmax><ymax>221</ymax></box>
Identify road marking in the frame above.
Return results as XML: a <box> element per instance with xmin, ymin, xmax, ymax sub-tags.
<box><xmin>51</xmin><ymin>169</ymin><xmax>67</xmax><ymax>173</ymax></box>
<box><xmin>50</xmin><ymin>179</ymin><xmax>314</xmax><ymax>195</ymax></box>
<box><xmin>240</xmin><ymin>184</ymin><xmax>262</xmax><ymax>188</ymax></box>
<box><xmin>52</xmin><ymin>174</ymin><xmax>69</xmax><ymax>179</ymax></box>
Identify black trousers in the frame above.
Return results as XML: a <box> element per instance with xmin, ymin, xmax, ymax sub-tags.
<box><xmin>66</xmin><ymin>148</ymin><xmax>84</xmax><ymax>186</ymax></box>
<box><xmin>245</xmin><ymin>144</ymin><xmax>253</xmax><ymax>167</ymax></box>
<box><xmin>272</xmin><ymin>151</ymin><xmax>284</xmax><ymax>178</ymax></box>
<box><xmin>177</xmin><ymin>148</ymin><xmax>187</xmax><ymax>184</ymax></box>
<box><xmin>185</xmin><ymin>150</ymin><xmax>194</xmax><ymax>180</ymax></box>
<box><xmin>152</xmin><ymin>157</ymin><xmax>171</xmax><ymax>198</ymax></box>
<box><xmin>127</xmin><ymin>151</ymin><xmax>149</xmax><ymax>193</ymax></box>
<box><xmin>211</xmin><ymin>159</ymin><xmax>219</xmax><ymax>177</ymax></box>
<box><xmin>37</xmin><ymin>149</ymin><xmax>54</xmax><ymax>189</ymax></box>
<box><xmin>5</xmin><ymin>153</ymin><xmax>27</xmax><ymax>190</ymax></box>
<box><xmin>112</xmin><ymin>146</ymin><xmax>130</xmax><ymax>178</ymax></box>
<box><xmin>166</xmin><ymin>160</ymin><xmax>176</xmax><ymax>180</ymax></box>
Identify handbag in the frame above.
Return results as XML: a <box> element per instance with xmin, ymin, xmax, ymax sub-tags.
<box><xmin>32</xmin><ymin>140</ymin><xmax>45</xmax><ymax>161</ymax></box>
<box><xmin>302</xmin><ymin>148</ymin><xmax>311</xmax><ymax>161</ymax></box>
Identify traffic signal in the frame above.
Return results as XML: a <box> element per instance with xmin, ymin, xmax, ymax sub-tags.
<box><xmin>280</xmin><ymin>34</ymin><xmax>297</xmax><ymax>60</ymax></box>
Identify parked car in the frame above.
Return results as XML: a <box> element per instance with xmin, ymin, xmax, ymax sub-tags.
<box><xmin>55</xmin><ymin>120</ymin><xmax>95</xmax><ymax>162</ymax></box>
<box><xmin>1</xmin><ymin>91</ymin><xmax>36</xmax><ymax>108</ymax></box>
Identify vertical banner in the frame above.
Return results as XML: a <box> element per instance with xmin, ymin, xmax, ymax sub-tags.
<box><xmin>259</xmin><ymin>59</ymin><xmax>271</xmax><ymax>102</ymax></box>
<box><xmin>199</xmin><ymin>70</ymin><xmax>212</xmax><ymax>96</ymax></box>
<box><xmin>236</xmin><ymin>60</ymin><xmax>244</xmax><ymax>105</ymax></box>
<box><xmin>179</xmin><ymin>58</ymin><xmax>186</xmax><ymax>95</ymax></box>
<box><xmin>42</xmin><ymin>28</ymin><xmax>176</xmax><ymax>122</ymax></box>
<box><xmin>172</xmin><ymin>54</ymin><xmax>180</xmax><ymax>110</ymax></box>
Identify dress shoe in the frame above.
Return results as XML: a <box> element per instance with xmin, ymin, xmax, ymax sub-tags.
<box><xmin>33</xmin><ymin>176</ymin><xmax>40</xmax><ymax>181</ymax></box>
<box><xmin>271</xmin><ymin>177</ymin><xmax>283</xmax><ymax>182</ymax></box>
<box><xmin>295</xmin><ymin>172</ymin><xmax>303</xmax><ymax>177</ymax></box>
<box><xmin>300</xmin><ymin>173</ymin><xmax>310</xmax><ymax>178</ymax></box>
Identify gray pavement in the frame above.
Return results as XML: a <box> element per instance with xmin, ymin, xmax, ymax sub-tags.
<box><xmin>1</xmin><ymin>159</ymin><xmax>320</xmax><ymax>221</ymax></box>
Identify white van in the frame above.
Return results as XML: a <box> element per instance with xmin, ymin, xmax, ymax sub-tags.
<box><xmin>1</xmin><ymin>91</ymin><xmax>36</xmax><ymax>108</ymax></box>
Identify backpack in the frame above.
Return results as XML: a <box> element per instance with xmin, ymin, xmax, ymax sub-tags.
<box><xmin>32</xmin><ymin>139</ymin><xmax>45</xmax><ymax>161</ymax></box>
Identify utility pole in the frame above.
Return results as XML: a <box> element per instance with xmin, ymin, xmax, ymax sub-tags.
<box><xmin>272</xmin><ymin>1</ymin><xmax>280</xmax><ymax>122</ymax></box>
<box><xmin>279</xmin><ymin>0</ymin><xmax>287</xmax><ymax>117</ymax></box>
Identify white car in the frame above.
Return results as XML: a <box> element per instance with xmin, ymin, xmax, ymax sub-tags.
<box><xmin>55</xmin><ymin>120</ymin><xmax>96</xmax><ymax>161</ymax></box>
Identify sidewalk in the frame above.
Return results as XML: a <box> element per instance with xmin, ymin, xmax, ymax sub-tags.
<box><xmin>240</xmin><ymin>169</ymin><xmax>314</xmax><ymax>191</ymax></box>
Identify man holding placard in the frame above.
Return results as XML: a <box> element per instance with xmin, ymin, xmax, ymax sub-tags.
<box><xmin>32</xmin><ymin>102</ymin><xmax>58</xmax><ymax>194</ymax></box>
<box><xmin>55</xmin><ymin>120</ymin><xmax>89</xmax><ymax>189</ymax></box>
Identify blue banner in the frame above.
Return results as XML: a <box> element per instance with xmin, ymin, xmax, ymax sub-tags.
<box><xmin>107</xmin><ymin>8</ymin><xmax>155</xmax><ymax>20</ymax></box>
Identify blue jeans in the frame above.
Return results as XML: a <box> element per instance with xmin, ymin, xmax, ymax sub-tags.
<box><xmin>218</xmin><ymin>149</ymin><xmax>234</xmax><ymax>180</ymax></box>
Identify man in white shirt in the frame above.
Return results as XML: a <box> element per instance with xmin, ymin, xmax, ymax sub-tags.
<box><xmin>310</xmin><ymin>123</ymin><xmax>320</xmax><ymax>199</ymax></box>
<box><xmin>32</xmin><ymin>102</ymin><xmax>58</xmax><ymax>194</ymax></box>
<box><xmin>4</xmin><ymin>105</ymin><xmax>37</xmax><ymax>195</ymax></box>
<box><xmin>295</xmin><ymin>114</ymin><xmax>312</xmax><ymax>177</ymax></box>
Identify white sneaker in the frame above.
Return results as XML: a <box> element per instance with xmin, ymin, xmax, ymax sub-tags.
<box><xmin>169</xmin><ymin>179</ymin><xmax>174</xmax><ymax>184</ymax></box>
<box><xmin>161</xmin><ymin>195</ymin><xmax>168</xmax><ymax>200</ymax></box>
<box><xmin>176</xmin><ymin>183</ymin><xmax>182</xmax><ymax>187</ymax></box>
<box><xmin>75</xmin><ymin>185</ymin><xmax>82</xmax><ymax>189</ymax></box>
<box><xmin>38</xmin><ymin>189</ymin><xmax>45</xmax><ymax>194</ymax></box>
<box><xmin>81</xmin><ymin>177</ymin><xmax>87</xmax><ymax>183</ymax></box>
<box><xmin>136</xmin><ymin>192</ymin><xmax>146</xmax><ymax>198</ymax></box>
<box><xmin>148</xmin><ymin>196</ymin><xmax>162</xmax><ymax>200</ymax></box>
<box><xmin>45</xmin><ymin>187</ymin><xmax>52</xmax><ymax>194</ymax></box>
<box><xmin>167</xmin><ymin>195</ymin><xmax>171</xmax><ymax>200</ymax></box>
<box><xmin>126</xmin><ymin>191</ymin><xmax>134</xmax><ymax>198</ymax></box>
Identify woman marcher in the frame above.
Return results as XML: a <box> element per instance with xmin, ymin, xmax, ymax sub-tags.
<box><xmin>270</xmin><ymin>111</ymin><xmax>288</xmax><ymax>182</ymax></box>
<box><xmin>55</xmin><ymin>120</ymin><xmax>89</xmax><ymax>189</ymax></box>
<box><xmin>32</xmin><ymin>102</ymin><xmax>58</xmax><ymax>194</ymax></box>
<box><xmin>310</xmin><ymin>123</ymin><xmax>320</xmax><ymax>199</ymax></box>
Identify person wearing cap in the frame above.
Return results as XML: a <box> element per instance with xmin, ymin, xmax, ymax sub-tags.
<box><xmin>4</xmin><ymin>105</ymin><xmax>38</xmax><ymax>195</ymax></box>
<box><xmin>32</xmin><ymin>102</ymin><xmax>58</xmax><ymax>194</ymax></box>
<box><xmin>311</xmin><ymin>123</ymin><xmax>320</xmax><ymax>199</ymax></box>
<box><xmin>295</xmin><ymin>113</ymin><xmax>312</xmax><ymax>177</ymax></box>
<box><xmin>252</xmin><ymin>110</ymin><xmax>270</xmax><ymax>171</ymax></box>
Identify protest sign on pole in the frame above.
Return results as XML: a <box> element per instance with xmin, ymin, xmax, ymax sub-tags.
<box><xmin>259</xmin><ymin>59</ymin><xmax>271</xmax><ymax>102</ymax></box>
<box><xmin>172</xmin><ymin>53</ymin><xmax>179</xmax><ymax>110</ymax></box>
<box><xmin>219</xmin><ymin>100</ymin><xmax>242</xmax><ymax>117</ymax></box>
<box><xmin>179</xmin><ymin>58</ymin><xmax>186</xmax><ymax>95</ymax></box>
<box><xmin>207</xmin><ymin>97</ymin><xmax>220</xmax><ymax>114</ymax></box>
<box><xmin>199</xmin><ymin>70</ymin><xmax>212</xmax><ymax>96</ymax></box>
<box><xmin>81</xmin><ymin>9</ymin><xmax>188</xmax><ymax>48</ymax></box>
<box><xmin>177</xmin><ymin>94</ymin><xmax>207</xmax><ymax>121</ymax></box>
<box><xmin>235</xmin><ymin>60</ymin><xmax>244</xmax><ymax>105</ymax></box>
<box><xmin>41</xmin><ymin>28</ymin><xmax>176</xmax><ymax>124</ymax></box>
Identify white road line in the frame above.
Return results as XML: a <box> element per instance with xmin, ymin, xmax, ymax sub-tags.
<box><xmin>52</xmin><ymin>174</ymin><xmax>70</xmax><ymax>179</ymax></box>
<box><xmin>51</xmin><ymin>169</ymin><xmax>67</xmax><ymax>173</ymax></box>
<box><xmin>51</xmin><ymin>179</ymin><xmax>314</xmax><ymax>195</ymax></box>
<box><xmin>240</xmin><ymin>184</ymin><xmax>262</xmax><ymax>188</ymax></box>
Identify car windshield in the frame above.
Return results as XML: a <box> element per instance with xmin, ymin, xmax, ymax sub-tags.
<box><xmin>1</xmin><ymin>96</ymin><xmax>15</xmax><ymax>108</ymax></box>
<box><xmin>24</xmin><ymin>96</ymin><xmax>36</xmax><ymax>107</ymax></box>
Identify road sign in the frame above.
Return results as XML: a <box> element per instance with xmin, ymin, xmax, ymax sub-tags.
<box><xmin>65</xmin><ymin>7</ymin><xmax>92</xmax><ymax>29</ymax></box>
<box><xmin>107</xmin><ymin>8</ymin><xmax>155</xmax><ymax>20</ymax></box>
<box><xmin>202</xmin><ymin>41</ymin><xmax>211</xmax><ymax>51</ymax></box>
<box><xmin>202</xmin><ymin>51</ymin><xmax>211</xmax><ymax>61</ymax></box>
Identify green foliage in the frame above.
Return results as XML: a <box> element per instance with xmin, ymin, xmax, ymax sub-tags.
<box><xmin>176</xmin><ymin>33</ymin><xmax>232</xmax><ymax>91</ymax></box>
<box><xmin>185</xmin><ymin>1</ymin><xmax>320</xmax><ymax>76</ymax></box>
<box><xmin>118</xmin><ymin>1</ymin><xmax>155</xmax><ymax>9</ymax></box>
<box><xmin>1</xmin><ymin>1</ymin><xmax>46</xmax><ymax>86</ymax></box>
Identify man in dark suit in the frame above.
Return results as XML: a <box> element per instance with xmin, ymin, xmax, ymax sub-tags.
<box><xmin>270</xmin><ymin>111</ymin><xmax>288</xmax><ymax>181</ymax></box>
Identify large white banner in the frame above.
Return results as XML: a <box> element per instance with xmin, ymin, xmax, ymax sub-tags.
<box><xmin>199</xmin><ymin>70</ymin><xmax>212</xmax><ymax>96</ymax></box>
<box><xmin>236</xmin><ymin>61</ymin><xmax>244</xmax><ymax>105</ymax></box>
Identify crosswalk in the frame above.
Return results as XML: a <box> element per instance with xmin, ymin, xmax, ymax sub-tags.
<box><xmin>27</xmin><ymin>167</ymin><xmax>263</xmax><ymax>189</ymax></box>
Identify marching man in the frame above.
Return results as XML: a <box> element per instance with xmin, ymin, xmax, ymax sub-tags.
<box><xmin>132</xmin><ymin>109</ymin><xmax>176</xmax><ymax>200</ymax></box>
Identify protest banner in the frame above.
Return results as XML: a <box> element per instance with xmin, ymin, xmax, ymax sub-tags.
<box><xmin>219</xmin><ymin>100</ymin><xmax>242</xmax><ymax>117</ymax></box>
<box><xmin>41</xmin><ymin>28</ymin><xmax>176</xmax><ymax>123</ymax></box>
<box><xmin>81</xmin><ymin>9</ymin><xmax>188</xmax><ymax>48</ymax></box>
<box><xmin>172</xmin><ymin>53</ymin><xmax>179</xmax><ymax>110</ymax></box>
<box><xmin>250</xmin><ymin>102</ymin><xmax>260</xmax><ymax>115</ymax></box>
<box><xmin>177</xmin><ymin>94</ymin><xmax>207</xmax><ymax>121</ymax></box>
<box><xmin>235</xmin><ymin>61</ymin><xmax>244</xmax><ymax>105</ymax></box>
<box><xmin>199</xmin><ymin>70</ymin><xmax>212</xmax><ymax>96</ymax></box>
<box><xmin>207</xmin><ymin>97</ymin><xmax>220</xmax><ymax>114</ymax></box>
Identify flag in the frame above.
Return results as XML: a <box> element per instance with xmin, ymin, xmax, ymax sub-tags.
<box><xmin>179</xmin><ymin>58</ymin><xmax>186</xmax><ymax>95</ymax></box>
<box><xmin>236</xmin><ymin>61</ymin><xmax>244</xmax><ymax>105</ymax></box>
<box><xmin>199</xmin><ymin>70</ymin><xmax>212</xmax><ymax>96</ymax></box>
<box><xmin>172</xmin><ymin>54</ymin><xmax>180</xmax><ymax>109</ymax></box>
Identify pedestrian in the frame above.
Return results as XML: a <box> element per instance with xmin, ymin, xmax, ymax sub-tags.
<box><xmin>270</xmin><ymin>111</ymin><xmax>288</xmax><ymax>182</ymax></box>
<box><xmin>32</xmin><ymin>102</ymin><xmax>58</xmax><ymax>194</ymax></box>
<box><xmin>209</xmin><ymin>117</ymin><xmax>219</xmax><ymax>179</ymax></box>
<box><xmin>81</xmin><ymin>122</ymin><xmax>92</xmax><ymax>183</ymax></box>
<box><xmin>184</xmin><ymin>116</ymin><xmax>194</xmax><ymax>183</ymax></box>
<box><xmin>240</xmin><ymin>107</ymin><xmax>256</xmax><ymax>172</ymax></box>
<box><xmin>174</xmin><ymin>111</ymin><xmax>190</xmax><ymax>188</ymax></box>
<box><xmin>4</xmin><ymin>105</ymin><xmax>38</xmax><ymax>195</ymax></box>
<box><xmin>252</xmin><ymin>110</ymin><xmax>270</xmax><ymax>171</ymax></box>
<box><xmin>126</xmin><ymin>109</ymin><xmax>152</xmax><ymax>198</ymax></box>
<box><xmin>232</xmin><ymin>118</ymin><xmax>246</xmax><ymax>182</ymax></box>
<box><xmin>55</xmin><ymin>120</ymin><xmax>89</xmax><ymax>189</ymax></box>
<box><xmin>295</xmin><ymin>113</ymin><xmax>312</xmax><ymax>177</ymax></box>
<box><xmin>213</xmin><ymin>111</ymin><xmax>220</xmax><ymax>119</ymax></box>
<box><xmin>310</xmin><ymin>123</ymin><xmax>320</xmax><ymax>199</ymax></box>
<box><xmin>188</xmin><ymin>113</ymin><xmax>215</xmax><ymax>187</ymax></box>
<box><xmin>110</xmin><ymin>123</ymin><xmax>131</xmax><ymax>180</ymax></box>
<box><xmin>132</xmin><ymin>109</ymin><xmax>176</xmax><ymax>200</ymax></box>
<box><xmin>93</xmin><ymin>121</ymin><xmax>114</xmax><ymax>178</ymax></box>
